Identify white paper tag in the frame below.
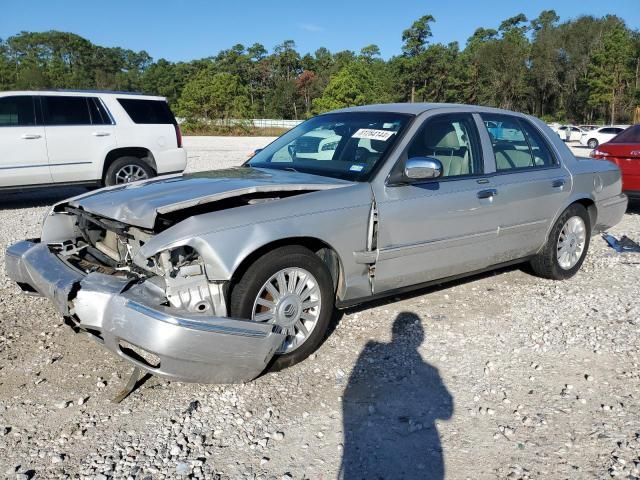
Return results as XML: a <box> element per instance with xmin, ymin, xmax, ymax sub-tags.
<box><xmin>349</xmin><ymin>164</ymin><xmax>365</xmax><ymax>172</ymax></box>
<box><xmin>352</xmin><ymin>128</ymin><xmax>396</xmax><ymax>141</ymax></box>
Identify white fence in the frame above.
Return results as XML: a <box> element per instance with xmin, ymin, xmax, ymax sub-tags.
<box><xmin>250</xmin><ymin>119</ymin><xmax>304</xmax><ymax>129</ymax></box>
<box><xmin>176</xmin><ymin>118</ymin><xmax>304</xmax><ymax>129</ymax></box>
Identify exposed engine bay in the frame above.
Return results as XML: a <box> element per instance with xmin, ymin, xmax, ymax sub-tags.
<box><xmin>50</xmin><ymin>207</ymin><xmax>228</xmax><ymax>317</ymax></box>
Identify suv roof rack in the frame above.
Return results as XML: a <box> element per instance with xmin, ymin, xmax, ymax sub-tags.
<box><xmin>38</xmin><ymin>89</ymin><xmax>149</xmax><ymax>96</ymax></box>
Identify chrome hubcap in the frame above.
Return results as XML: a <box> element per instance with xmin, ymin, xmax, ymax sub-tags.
<box><xmin>252</xmin><ymin>267</ymin><xmax>321</xmax><ymax>354</ymax></box>
<box><xmin>557</xmin><ymin>216</ymin><xmax>586</xmax><ymax>270</ymax></box>
<box><xmin>114</xmin><ymin>164</ymin><xmax>148</xmax><ymax>184</ymax></box>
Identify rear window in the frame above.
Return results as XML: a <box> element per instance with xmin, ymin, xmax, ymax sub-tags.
<box><xmin>0</xmin><ymin>96</ymin><xmax>36</xmax><ymax>126</ymax></box>
<box><xmin>117</xmin><ymin>98</ymin><xmax>176</xmax><ymax>124</ymax></box>
<box><xmin>610</xmin><ymin>126</ymin><xmax>640</xmax><ymax>143</ymax></box>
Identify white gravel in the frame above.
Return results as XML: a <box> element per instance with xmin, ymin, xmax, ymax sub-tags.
<box><xmin>0</xmin><ymin>137</ymin><xmax>639</xmax><ymax>479</ymax></box>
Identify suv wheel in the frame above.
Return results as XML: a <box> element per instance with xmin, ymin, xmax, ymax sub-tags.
<box><xmin>104</xmin><ymin>157</ymin><xmax>155</xmax><ymax>186</ymax></box>
<box><xmin>230</xmin><ymin>246</ymin><xmax>335</xmax><ymax>372</ymax></box>
<box><xmin>587</xmin><ymin>138</ymin><xmax>598</xmax><ymax>149</ymax></box>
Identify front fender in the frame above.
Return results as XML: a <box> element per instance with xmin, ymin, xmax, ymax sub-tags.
<box><xmin>135</xmin><ymin>184</ymin><xmax>374</xmax><ymax>302</ymax></box>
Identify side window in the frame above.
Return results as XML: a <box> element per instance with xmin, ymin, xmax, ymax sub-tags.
<box><xmin>43</xmin><ymin>96</ymin><xmax>91</xmax><ymax>126</ymax></box>
<box><xmin>407</xmin><ymin>114</ymin><xmax>483</xmax><ymax>178</ymax></box>
<box><xmin>0</xmin><ymin>96</ymin><xmax>36</xmax><ymax>127</ymax></box>
<box><xmin>87</xmin><ymin>97</ymin><xmax>112</xmax><ymax>125</ymax></box>
<box><xmin>482</xmin><ymin>115</ymin><xmax>556</xmax><ymax>171</ymax></box>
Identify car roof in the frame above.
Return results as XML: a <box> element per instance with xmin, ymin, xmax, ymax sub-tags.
<box><xmin>0</xmin><ymin>89</ymin><xmax>166</xmax><ymax>101</ymax></box>
<box><xmin>330</xmin><ymin>102</ymin><xmax>532</xmax><ymax>117</ymax></box>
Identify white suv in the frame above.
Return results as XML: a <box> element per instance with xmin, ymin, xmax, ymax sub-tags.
<box><xmin>0</xmin><ymin>90</ymin><xmax>187</xmax><ymax>189</ymax></box>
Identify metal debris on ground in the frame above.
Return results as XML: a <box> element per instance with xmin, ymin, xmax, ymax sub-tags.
<box><xmin>602</xmin><ymin>233</ymin><xmax>640</xmax><ymax>253</ymax></box>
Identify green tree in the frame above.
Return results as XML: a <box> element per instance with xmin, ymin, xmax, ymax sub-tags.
<box><xmin>312</xmin><ymin>62</ymin><xmax>377</xmax><ymax>113</ymax></box>
<box><xmin>588</xmin><ymin>19</ymin><xmax>634</xmax><ymax>123</ymax></box>
<box><xmin>177</xmin><ymin>70</ymin><xmax>252</xmax><ymax>123</ymax></box>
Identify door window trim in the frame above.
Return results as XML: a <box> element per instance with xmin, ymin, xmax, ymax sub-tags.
<box><xmin>386</xmin><ymin>112</ymin><xmax>485</xmax><ymax>186</ymax></box>
<box><xmin>480</xmin><ymin>113</ymin><xmax>560</xmax><ymax>173</ymax></box>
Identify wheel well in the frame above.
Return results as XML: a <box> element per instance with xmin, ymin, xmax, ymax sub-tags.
<box><xmin>229</xmin><ymin>237</ymin><xmax>344</xmax><ymax>297</ymax></box>
<box><xmin>573</xmin><ymin>198</ymin><xmax>597</xmax><ymax>227</ymax></box>
<box><xmin>102</xmin><ymin>148</ymin><xmax>157</xmax><ymax>184</ymax></box>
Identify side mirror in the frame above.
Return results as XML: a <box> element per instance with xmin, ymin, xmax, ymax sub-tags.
<box><xmin>404</xmin><ymin>157</ymin><xmax>443</xmax><ymax>180</ymax></box>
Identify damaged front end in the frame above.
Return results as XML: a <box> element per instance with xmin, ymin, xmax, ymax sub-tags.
<box><xmin>6</xmin><ymin>207</ymin><xmax>285</xmax><ymax>383</ymax></box>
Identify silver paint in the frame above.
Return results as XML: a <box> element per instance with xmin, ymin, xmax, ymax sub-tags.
<box><xmin>6</xmin><ymin>103</ymin><xmax>629</xmax><ymax>384</ymax></box>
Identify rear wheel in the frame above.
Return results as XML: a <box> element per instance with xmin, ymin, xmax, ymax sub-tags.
<box><xmin>530</xmin><ymin>204</ymin><xmax>591</xmax><ymax>280</ymax></box>
<box><xmin>104</xmin><ymin>156</ymin><xmax>155</xmax><ymax>186</ymax></box>
<box><xmin>230</xmin><ymin>246</ymin><xmax>335</xmax><ymax>371</ymax></box>
<box><xmin>587</xmin><ymin>138</ymin><xmax>598</xmax><ymax>149</ymax></box>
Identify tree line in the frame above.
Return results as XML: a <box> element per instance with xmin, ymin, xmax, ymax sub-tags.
<box><xmin>1</xmin><ymin>11</ymin><xmax>639</xmax><ymax>126</ymax></box>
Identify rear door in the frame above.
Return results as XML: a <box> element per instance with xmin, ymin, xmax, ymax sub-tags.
<box><xmin>42</xmin><ymin>95</ymin><xmax>116</xmax><ymax>182</ymax></box>
<box><xmin>479</xmin><ymin>114</ymin><xmax>571</xmax><ymax>258</ymax></box>
<box><xmin>0</xmin><ymin>95</ymin><xmax>51</xmax><ymax>187</ymax></box>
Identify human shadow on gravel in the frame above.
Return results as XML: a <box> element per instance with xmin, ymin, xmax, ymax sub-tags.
<box><xmin>340</xmin><ymin>312</ymin><xmax>453</xmax><ymax>480</ymax></box>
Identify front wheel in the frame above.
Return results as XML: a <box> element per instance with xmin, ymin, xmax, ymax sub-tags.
<box><xmin>587</xmin><ymin>138</ymin><xmax>598</xmax><ymax>149</ymax></box>
<box><xmin>530</xmin><ymin>203</ymin><xmax>591</xmax><ymax>280</ymax></box>
<box><xmin>229</xmin><ymin>246</ymin><xmax>335</xmax><ymax>372</ymax></box>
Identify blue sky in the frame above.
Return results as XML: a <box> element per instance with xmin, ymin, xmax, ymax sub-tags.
<box><xmin>1</xmin><ymin>0</ymin><xmax>638</xmax><ymax>61</ymax></box>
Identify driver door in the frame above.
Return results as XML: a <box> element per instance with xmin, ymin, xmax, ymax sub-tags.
<box><xmin>371</xmin><ymin>112</ymin><xmax>503</xmax><ymax>293</ymax></box>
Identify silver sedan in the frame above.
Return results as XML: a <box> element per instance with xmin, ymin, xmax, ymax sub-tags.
<box><xmin>6</xmin><ymin>103</ymin><xmax>628</xmax><ymax>383</ymax></box>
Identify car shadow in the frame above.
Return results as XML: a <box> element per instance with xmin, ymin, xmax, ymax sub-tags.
<box><xmin>339</xmin><ymin>311</ymin><xmax>453</xmax><ymax>479</ymax></box>
<box><xmin>627</xmin><ymin>198</ymin><xmax>640</xmax><ymax>216</ymax></box>
<box><xmin>0</xmin><ymin>186</ymin><xmax>89</xmax><ymax>210</ymax></box>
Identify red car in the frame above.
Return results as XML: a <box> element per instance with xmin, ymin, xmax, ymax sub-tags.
<box><xmin>591</xmin><ymin>124</ymin><xmax>640</xmax><ymax>198</ymax></box>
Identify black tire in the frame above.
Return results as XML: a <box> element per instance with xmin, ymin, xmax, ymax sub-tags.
<box><xmin>587</xmin><ymin>138</ymin><xmax>598</xmax><ymax>149</ymax></box>
<box><xmin>530</xmin><ymin>203</ymin><xmax>591</xmax><ymax>280</ymax></box>
<box><xmin>230</xmin><ymin>245</ymin><xmax>335</xmax><ymax>372</ymax></box>
<box><xmin>104</xmin><ymin>156</ymin><xmax>155</xmax><ymax>186</ymax></box>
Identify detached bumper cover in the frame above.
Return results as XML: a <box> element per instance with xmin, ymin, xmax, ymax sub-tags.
<box><xmin>6</xmin><ymin>240</ymin><xmax>285</xmax><ymax>383</ymax></box>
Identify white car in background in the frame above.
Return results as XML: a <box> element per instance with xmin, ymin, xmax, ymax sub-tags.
<box><xmin>0</xmin><ymin>90</ymin><xmax>186</xmax><ymax>190</ymax></box>
<box><xmin>556</xmin><ymin>125</ymin><xmax>585</xmax><ymax>142</ymax></box>
<box><xmin>579</xmin><ymin>126</ymin><xmax>626</xmax><ymax>149</ymax></box>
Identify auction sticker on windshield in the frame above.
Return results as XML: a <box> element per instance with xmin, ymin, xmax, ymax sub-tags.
<box><xmin>352</xmin><ymin>129</ymin><xmax>396</xmax><ymax>141</ymax></box>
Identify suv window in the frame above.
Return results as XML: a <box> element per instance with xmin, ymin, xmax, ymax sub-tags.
<box><xmin>117</xmin><ymin>98</ymin><xmax>176</xmax><ymax>124</ymax></box>
<box><xmin>0</xmin><ymin>96</ymin><xmax>36</xmax><ymax>126</ymax></box>
<box><xmin>87</xmin><ymin>97</ymin><xmax>113</xmax><ymax>125</ymax></box>
<box><xmin>42</xmin><ymin>96</ymin><xmax>91</xmax><ymax>126</ymax></box>
<box><xmin>406</xmin><ymin>114</ymin><xmax>483</xmax><ymax>178</ymax></box>
<box><xmin>482</xmin><ymin>114</ymin><xmax>556</xmax><ymax>171</ymax></box>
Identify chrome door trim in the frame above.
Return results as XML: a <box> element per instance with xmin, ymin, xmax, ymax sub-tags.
<box><xmin>377</xmin><ymin>228</ymin><xmax>498</xmax><ymax>261</ymax></box>
<box><xmin>0</xmin><ymin>161</ymin><xmax>92</xmax><ymax>170</ymax></box>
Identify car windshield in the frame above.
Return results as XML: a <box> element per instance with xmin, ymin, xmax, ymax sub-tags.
<box><xmin>247</xmin><ymin>112</ymin><xmax>411</xmax><ymax>181</ymax></box>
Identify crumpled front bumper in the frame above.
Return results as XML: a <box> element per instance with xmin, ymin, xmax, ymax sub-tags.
<box><xmin>5</xmin><ymin>240</ymin><xmax>285</xmax><ymax>383</ymax></box>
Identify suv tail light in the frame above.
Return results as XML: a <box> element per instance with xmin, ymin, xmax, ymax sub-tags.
<box><xmin>174</xmin><ymin>124</ymin><xmax>183</xmax><ymax>148</ymax></box>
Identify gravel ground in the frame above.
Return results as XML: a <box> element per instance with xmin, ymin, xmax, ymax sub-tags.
<box><xmin>0</xmin><ymin>137</ymin><xmax>639</xmax><ymax>479</ymax></box>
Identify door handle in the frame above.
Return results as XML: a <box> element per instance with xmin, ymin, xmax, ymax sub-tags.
<box><xmin>551</xmin><ymin>179</ymin><xmax>566</xmax><ymax>188</ymax></box>
<box><xmin>477</xmin><ymin>188</ymin><xmax>498</xmax><ymax>199</ymax></box>
<box><xmin>21</xmin><ymin>134</ymin><xmax>41</xmax><ymax>139</ymax></box>
<box><xmin>92</xmin><ymin>131</ymin><xmax>111</xmax><ymax>137</ymax></box>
